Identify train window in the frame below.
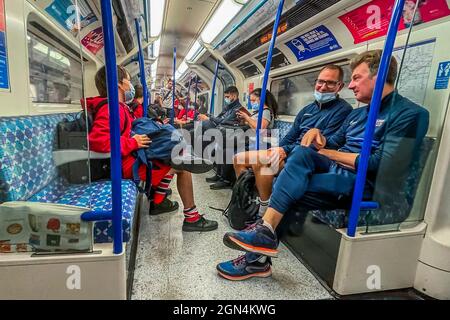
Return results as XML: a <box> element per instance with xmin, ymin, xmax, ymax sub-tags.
<box><xmin>197</xmin><ymin>93</ymin><xmax>209</xmax><ymax>114</ymax></box>
<box><xmin>256</xmin><ymin>48</ymin><xmax>290</xmax><ymax>70</ymax></box>
<box><xmin>202</xmin><ymin>56</ymin><xmax>235</xmax><ymax>88</ymax></box>
<box><xmin>271</xmin><ymin>64</ymin><xmax>357</xmax><ymax>116</ymax></box>
<box><xmin>27</xmin><ymin>26</ymin><xmax>82</xmax><ymax>105</ymax></box>
<box><xmin>237</xmin><ymin>60</ymin><xmax>261</xmax><ymax>78</ymax></box>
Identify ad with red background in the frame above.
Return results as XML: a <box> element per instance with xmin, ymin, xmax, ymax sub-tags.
<box><xmin>339</xmin><ymin>0</ymin><xmax>450</xmax><ymax>44</ymax></box>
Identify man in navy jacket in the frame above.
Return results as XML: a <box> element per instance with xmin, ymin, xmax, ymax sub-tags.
<box><xmin>233</xmin><ymin>65</ymin><xmax>353</xmax><ymax>218</ymax></box>
<box><xmin>217</xmin><ymin>50</ymin><xmax>429</xmax><ymax>281</ymax></box>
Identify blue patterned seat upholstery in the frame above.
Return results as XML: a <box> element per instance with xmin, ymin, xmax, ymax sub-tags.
<box><xmin>29</xmin><ymin>178</ymin><xmax>137</xmax><ymax>243</ymax></box>
<box><xmin>273</xmin><ymin>119</ymin><xmax>293</xmax><ymax>142</ymax></box>
<box><xmin>308</xmin><ymin>137</ymin><xmax>435</xmax><ymax>228</ymax></box>
<box><xmin>0</xmin><ymin>114</ymin><xmax>68</xmax><ymax>202</ymax></box>
<box><xmin>0</xmin><ymin>114</ymin><xmax>138</xmax><ymax>243</ymax></box>
<box><xmin>272</xmin><ymin>119</ymin><xmax>434</xmax><ymax>229</ymax></box>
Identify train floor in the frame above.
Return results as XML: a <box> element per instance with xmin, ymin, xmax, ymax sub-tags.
<box><xmin>131</xmin><ymin>171</ymin><xmax>332</xmax><ymax>300</ymax></box>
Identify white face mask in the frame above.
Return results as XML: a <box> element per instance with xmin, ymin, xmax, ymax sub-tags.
<box><xmin>314</xmin><ymin>90</ymin><xmax>337</xmax><ymax>104</ymax></box>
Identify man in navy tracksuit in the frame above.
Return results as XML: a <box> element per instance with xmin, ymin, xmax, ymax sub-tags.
<box><xmin>233</xmin><ymin>65</ymin><xmax>352</xmax><ymax>218</ymax></box>
<box><xmin>217</xmin><ymin>50</ymin><xmax>429</xmax><ymax>281</ymax></box>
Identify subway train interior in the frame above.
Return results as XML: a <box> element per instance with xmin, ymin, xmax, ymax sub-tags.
<box><xmin>0</xmin><ymin>0</ymin><xmax>450</xmax><ymax>302</ymax></box>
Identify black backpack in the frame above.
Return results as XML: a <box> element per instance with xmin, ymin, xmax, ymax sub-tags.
<box><xmin>57</xmin><ymin>101</ymin><xmax>127</xmax><ymax>184</ymax></box>
<box><xmin>223</xmin><ymin>169</ymin><xmax>260</xmax><ymax>230</ymax></box>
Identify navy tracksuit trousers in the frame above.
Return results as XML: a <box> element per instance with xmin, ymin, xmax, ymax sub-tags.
<box><xmin>269</xmin><ymin>145</ymin><xmax>356</xmax><ymax>214</ymax></box>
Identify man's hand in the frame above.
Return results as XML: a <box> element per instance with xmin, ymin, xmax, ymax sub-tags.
<box><xmin>268</xmin><ymin>147</ymin><xmax>287</xmax><ymax>165</ymax></box>
<box><xmin>133</xmin><ymin>134</ymin><xmax>151</xmax><ymax>148</ymax></box>
<box><xmin>301</xmin><ymin>128</ymin><xmax>326</xmax><ymax>150</ymax></box>
<box><xmin>197</xmin><ymin>114</ymin><xmax>209</xmax><ymax>121</ymax></box>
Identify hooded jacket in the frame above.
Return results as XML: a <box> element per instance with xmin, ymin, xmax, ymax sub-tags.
<box><xmin>83</xmin><ymin>96</ymin><xmax>139</xmax><ymax>179</ymax></box>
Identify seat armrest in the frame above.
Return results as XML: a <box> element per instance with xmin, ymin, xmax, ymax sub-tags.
<box><xmin>53</xmin><ymin>150</ymin><xmax>111</xmax><ymax>166</ymax></box>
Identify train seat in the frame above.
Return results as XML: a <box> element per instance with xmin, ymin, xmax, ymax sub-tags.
<box><xmin>273</xmin><ymin>120</ymin><xmax>434</xmax><ymax>229</ymax></box>
<box><xmin>0</xmin><ymin>114</ymin><xmax>138</xmax><ymax>243</ymax></box>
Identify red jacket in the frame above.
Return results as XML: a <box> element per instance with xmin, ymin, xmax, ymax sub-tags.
<box><xmin>129</xmin><ymin>99</ymin><xmax>144</xmax><ymax>119</ymax></box>
<box><xmin>177</xmin><ymin>108</ymin><xmax>195</xmax><ymax>120</ymax></box>
<box><xmin>83</xmin><ymin>96</ymin><xmax>138</xmax><ymax>179</ymax></box>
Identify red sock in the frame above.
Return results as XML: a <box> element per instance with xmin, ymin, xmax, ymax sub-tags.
<box><xmin>183</xmin><ymin>206</ymin><xmax>201</xmax><ymax>223</ymax></box>
<box><xmin>153</xmin><ymin>174</ymin><xmax>174</xmax><ymax>205</ymax></box>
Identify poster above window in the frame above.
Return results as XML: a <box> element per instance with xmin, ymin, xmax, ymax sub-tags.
<box><xmin>0</xmin><ymin>0</ymin><xmax>9</xmax><ymax>90</ymax></box>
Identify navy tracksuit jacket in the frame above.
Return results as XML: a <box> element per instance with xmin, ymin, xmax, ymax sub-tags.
<box><xmin>280</xmin><ymin>98</ymin><xmax>353</xmax><ymax>154</ymax></box>
<box><xmin>270</xmin><ymin>91</ymin><xmax>430</xmax><ymax>214</ymax></box>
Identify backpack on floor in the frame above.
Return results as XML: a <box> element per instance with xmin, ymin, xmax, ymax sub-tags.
<box><xmin>223</xmin><ymin>169</ymin><xmax>259</xmax><ymax>230</ymax></box>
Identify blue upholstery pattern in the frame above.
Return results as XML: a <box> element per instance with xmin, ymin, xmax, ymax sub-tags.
<box><xmin>29</xmin><ymin>179</ymin><xmax>138</xmax><ymax>243</ymax></box>
<box><xmin>273</xmin><ymin>120</ymin><xmax>293</xmax><ymax>142</ymax></box>
<box><xmin>1</xmin><ymin>113</ymin><xmax>139</xmax><ymax>244</ymax></box>
<box><xmin>272</xmin><ymin>119</ymin><xmax>434</xmax><ymax>229</ymax></box>
<box><xmin>0</xmin><ymin>114</ymin><xmax>68</xmax><ymax>202</ymax></box>
<box><xmin>308</xmin><ymin>138</ymin><xmax>435</xmax><ymax>228</ymax></box>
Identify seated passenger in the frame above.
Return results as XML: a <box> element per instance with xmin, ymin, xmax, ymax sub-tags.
<box><xmin>148</xmin><ymin>95</ymin><xmax>167</xmax><ymax>121</ymax></box>
<box><xmin>216</xmin><ymin>50</ymin><xmax>429</xmax><ymax>280</ymax></box>
<box><xmin>233</xmin><ymin>65</ymin><xmax>352</xmax><ymax>217</ymax></box>
<box><xmin>174</xmin><ymin>101</ymin><xmax>196</xmax><ymax>127</ymax></box>
<box><xmin>87</xmin><ymin>65</ymin><xmax>218</xmax><ymax>232</ymax></box>
<box><xmin>209</xmin><ymin>89</ymin><xmax>278</xmax><ymax>190</ymax></box>
<box><xmin>197</xmin><ymin>86</ymin><xmax>242</xmax><ymax>128</ymax></box>
<box><xmin>128</xmin><ymin>84</ymin><xmax>144</xmax><ymax>120</ymax></box>
<box><xmin>199</xmin><ymin>86</ymin><xmax>243</xmax><ymax>183</ymax></box>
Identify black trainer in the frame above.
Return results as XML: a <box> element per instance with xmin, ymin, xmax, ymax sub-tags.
<box><xmin>210</xmin><ymin>180</ymin><xmax>233</xmax><ymax>190</ymax></box>
<box><xmin>182</xmin><ymin>216</ymin><xmax>218</xmax><ymax>232</ymax></box>
<box><xmin>150</xmin><ymin>197</ymin><xmax>179</xmax><ymax>215</ymax></box>
<box><xmin>205</xmin><ymin>174</ymin><xmax>221</xmax><ymax>183</ymax></box>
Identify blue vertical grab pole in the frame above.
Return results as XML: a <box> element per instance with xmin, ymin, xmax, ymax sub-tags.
<box><xmin>100</xmin><ymin>0</ymin><xmax>123</xmax><ymax>254</ymax></box>
<box><xmin>194</xmin><ymin>76</ymin><xmax>199</xmax><ymax>119</ymax></box>
<box><xmin>186</xmin><ymin>76</ymin><xmax>192</xmax><ymax>119</ymax></box>
<box><xmin>346</xmin><ymin>0</ymin><xmax>406</xmax><ymax>237</ymax></box>
<box><xmin>135</xmin><ymin>18</ymin><xmax>149</xmax><ymax>117</ymax></box>
<box><xmin>194</xmin><ymin>76</ymin><xmax>199</xmax><ymax>105</ymax></box>
<box><xmin>256</xmin><ymin>0</ymin><xmax>285</xmax><ymax>150</ymax></box>
<box><xmin>210</xmin><ymin>60</ymin><xmax>220</xmax><ymax>115</ymax></box>
<box><xmin>171</xmin><ymin>47</ymin><xmax>176</xmax><ymax>125</ymax></box>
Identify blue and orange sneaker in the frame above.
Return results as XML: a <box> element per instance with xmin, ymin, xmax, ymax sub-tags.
<box><xmin>217</xmin><ymin>252</ymin><xmax>272</xmax><ymax>281</ymax></box>
<box><xmin>223</xmin><ymin>221</ymin><xmax>278</xmax><ymax>257</ymax></box>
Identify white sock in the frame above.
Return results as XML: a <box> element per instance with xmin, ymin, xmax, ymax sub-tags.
<box><xmin>258</xmin><ymin>198</ymin><xmax>269</xmax><ymax>217</ymax></box>
<box><xmin>262</xmin><ymin>220</ymin><xmax>275</xmax><ymax>235</ymax></box>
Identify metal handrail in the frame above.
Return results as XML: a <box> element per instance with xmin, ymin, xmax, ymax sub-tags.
<box><xmin>255</xmin><ymin>0</ymin><xmax>285</xmax><ymax>150</ymax></box>
<box><xmin>171</xmin><ymin>47</ymin><xmax>176</xmax><ymax>125</ymax></box>
<box><xmin>100</xmin><ymin>0</ymin><xmax>123</xmax><ymax>254</ymax></box>
<box><xmin>346</xmin><ymin>0</ymin><xmax>406</xmax><ymax>237</ymax></box>
<box><xmin>135</xmin><ymin>18</ymin><xmax>149</xmax><ymax>118</ymax></box>
<box><xmin>210</xmin><ymin>60</ymin><xmax>220</xmax><ymax>115</ymax></box>
<box><xmin>213</xmin><ymin>0</ymin><xmax>269</xmax><ymax>50</ymax></box>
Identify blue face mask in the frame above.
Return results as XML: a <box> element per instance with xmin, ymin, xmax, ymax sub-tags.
<box><xmin>125</xmin><ymin>83</ymin><xmax>135</xmax><ymax>104</ymax></box>
<box><xmin>224</xmin><ymin>98</ymin><xmax>231</xmax><ymax>105</ymax></box>
<box><xmin>251</xmin><ymin>101</ymin><xmax>260</xmax><ymax>110</ymax></box>
<box><xmin>314</xmin><ymin>90</ymin><xmax>336</xmax><ymax>104</ymax></box>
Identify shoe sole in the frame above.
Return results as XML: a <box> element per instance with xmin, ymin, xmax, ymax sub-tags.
<box><xmin>225</xmin><ymin>235</ymin><xmax>278</xmax><ymax>258</ymax></box>
<box><xmin>182</xmin><ymin>223</ymin><xmax>218</xmax><ymax>232</ymax></box>
<box><xmin>217</xmin><ymin>267</ymin><xmax>272</xmax><ymax>281</ymax></box>
<box><xmin>210</xmin><ymin>185</ymin><xmax>233</xmax><ymax>190</ymax></box>
<box><xmin>149</xmin><ymin>203</ymin><xmax>179</xmax><ymax>215</ymax></box>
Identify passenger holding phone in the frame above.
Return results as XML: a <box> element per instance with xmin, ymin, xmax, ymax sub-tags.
<box><xmin>236</xmin><ymin>89</ymin><xmax>278</xmax><ymax>130</ymax></box>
